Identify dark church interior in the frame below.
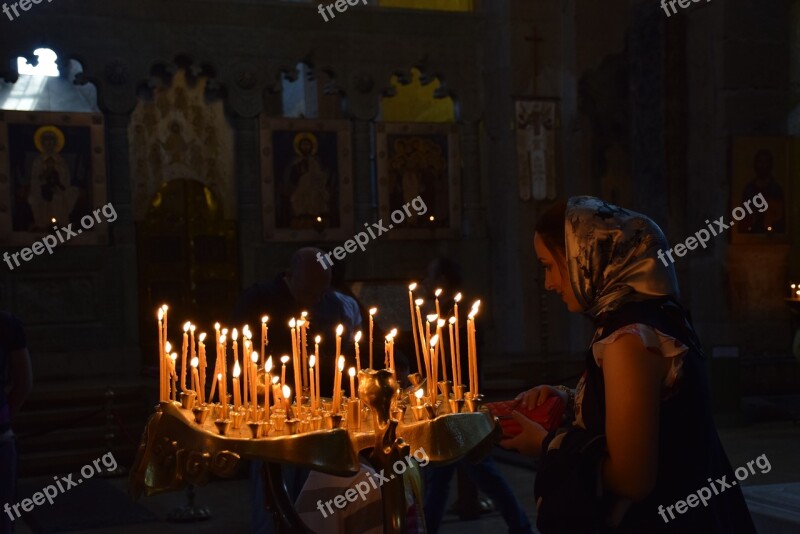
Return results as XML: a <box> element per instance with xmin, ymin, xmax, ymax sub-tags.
<box><xmin>1</xmin><ymin>0</ymin><xmax>799</xmax><ymax>533</ymax></box>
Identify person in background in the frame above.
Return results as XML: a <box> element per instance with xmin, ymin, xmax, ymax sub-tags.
<box><xmin>421</xmin><ymin>258</ymin><xmax>533</xmax><ymax>533</ymax></box>
<box><xmin>231</xmin><ymin>247</ymin><xmax>351</xmax><ymax>534</ymax></box>
<box><xmin>1</xmin><ymin>312</ymin><xmax>33</xmax><ymax>534</ymax></box>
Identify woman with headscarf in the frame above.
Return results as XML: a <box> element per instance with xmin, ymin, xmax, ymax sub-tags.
<box><xmin>500</xmin><ymin>197</ymin><xmax>756</xmax><ymax>533</ymax></box>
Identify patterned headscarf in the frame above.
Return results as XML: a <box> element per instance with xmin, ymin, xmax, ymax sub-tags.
<box><xmin>565</xmin><ymin>196</ymin><xmax>679</xmax><ymax>319</ymax></box>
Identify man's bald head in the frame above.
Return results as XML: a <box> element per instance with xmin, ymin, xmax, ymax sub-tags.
<box><xmin>285</xmin><ymin>247</ymin><xmax>332</xmax><ymax>307</ymax></box>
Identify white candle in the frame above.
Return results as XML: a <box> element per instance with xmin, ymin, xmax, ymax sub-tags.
<box><xmin>368</xmin><ymin>309</ymin><xmax>377</xmax><ymax>369</ymax></box>
<box><xmin>354</xmin><ymin>331</ymin><xmax>362</xmax><ymax>373</ymax></box>
<box><xmin>349</xmin><ymin>367</ymin><xmax>356</xmax><ymax>399</ymax></box>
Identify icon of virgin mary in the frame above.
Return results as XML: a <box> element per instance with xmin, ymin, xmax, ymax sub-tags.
<box><xmin>28</xmin><ymin>125</ymin><xmax>79</xmax><ymax>230</ymax></box>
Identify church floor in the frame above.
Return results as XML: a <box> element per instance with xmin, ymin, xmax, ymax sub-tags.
<box><xmin>10</xmin><ymin>417</ymin><xmax>800</xmax><ymax>534</ymax></box>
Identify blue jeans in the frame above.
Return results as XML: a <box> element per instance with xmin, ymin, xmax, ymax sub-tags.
<box><xmin>250</xmin><ymin>461</ymin><xmax>310</xmax><ymax>534</ymax></box>
<box><xmin>0</xmin><ymin>437</ymin><xmax>16</xmax><ymax>534</ymax></box>
<box><xmin>424</xmin><ymin>454</ymin><xmax>533</xmax><ymax>534</ymax></box>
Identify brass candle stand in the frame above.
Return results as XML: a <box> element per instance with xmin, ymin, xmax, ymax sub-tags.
<box><xmin>131</xmin><ymin>372</ymin><xmax>497</xmax><ymax>534</ymax></box>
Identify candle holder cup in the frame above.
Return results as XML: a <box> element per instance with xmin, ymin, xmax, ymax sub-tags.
<box><xmin>262</xmin><ymin>421</ymin><xmax>274</xmax><ymax>436</ymax></box>
<box><xmin>180</xmin><ymin>391</ymin><xmax>197</xmax><ymax>411</ymax></box>
<box><xmin>347</xmin><ymin>399</ymin><xmax>361</xmax><ymax>432</ymax></box>
<box><xmin>231</xmin><ymin>410</ymin><xmax>245</xmax><ymax>430</ymax></box>
<box><xmin>465</xmin><ymin>393</ymin><xmax>484</xmax><ymax>413</ymax></box>
<box><xmin>453</xmin><ymin>384</ymin><xmax>466</xmax><ymax>401</ymax></box>
<box><xmin>309</xmin><ymin>415</ymin><xmax>323</xmax><ymax>431</ymax></box>
<box><xmin>271</xmin><ymin>413</ymin><xmax>286</xmax><ymax>432</ymax></box>
<box><xmin>285</xmin><ymin>419</ymin><xmax>300</xmax><ymax>435</ymax></box>
<box><xmin>247</xmin><ymin>421</ymin><xmax>261</xmax><ymax>439</ymax></box>
<box><xmin>411</xmin><ymin>404</ymin><xmax>426</xmax><ymax>422</ymax></box>
<box><xmin>449</xmin><ymin>398</ymin><xmax>465</xmax><ymax>414</ymax></box>
<box><xmin>192</xmin><ymin>405</ymin><xmax>210</xmax><ymax>425</ymax></box>
<box><xmin>438</xmin><ymin>381</ymin><xmax>453</xmax><ymax>413</ymax></box>
<box><xmin>424</xmin><ymin>403</ymin><xmax>437</xmax><ymax>420</ymax></box>
<box><xmin>408</xmin><ymin>373</ymin><xmax>423</xmax><ymax>388</ymax></box>
<box><xmin>214</xmin><ymin>419</ymin><xmax>231</xmax><ymax>436</ymax></box>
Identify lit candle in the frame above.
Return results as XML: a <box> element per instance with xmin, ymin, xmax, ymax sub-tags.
<box><xmin>333</xmin><ymin>355</ymin><xmax>345</xmax><ymax>413</ymax></box>
<box><xmin>414</xmin><ymin>299</ymin><xmax>429</xmax><ymax>377</ymax></box>
<box><xmin>157</xmin><ymin>309</ymin><xmax>165</xmax><ymax>401</ymax></box>
<box><xmin>261</xmin><ymin>316</ymin><xmax>269</xmax><ymax>368</ymax></box>
<box><xmin>220</xmin><ymin>334</ymin><xmax>228</xmax><ymax>418</ymax></box>
<box><xmin>312</xmin><ymin>335</ymin><xmax>321</xmax><ymax>400</ymax></box>
<box><xmin>309</xmin><ymin>355</ymin><xmax>317</xmax><ymax>410</ymax></box>
<box><xmin>354</xmin><ymin>331</ymin><xmax>362</xmax><ymax>373</ymax></box>
<box><xmin>162</xmin><ymin>306</ymin><xmax>169</xmax><ymax>399</ymax></box>
<box><xmin>191</xmin><ymin>356</ymin><xmax>200</xmax><ymax>395</ymax></box>
<box><xmin>368</xmin><ymin>308</ymin><xmax>377</xmax><ymax>369</ymax></box>
<box><xmin>265</xmin><ymin>356</ymin><xmax>273</xmax><ymax>419</ymax></box>
<box><xmin>389</xmin><ymin>328</ymin><xmax>397</xmax><ymax>374</ymax></box>
<box><xmin>198</xmin><ymin>333</ymin><xmax>207</xmax><ymax>404</ymax></box>
<box><xmin>468</xmin><ymin>307</ymin><xmax>478</xmax><ymax>395</ymax></box>
<box><xmin>251</xmin><ymin>351</ymin><xmax>258</xmax><ymax>418</ymax></box>
<box><xmin>280</xmin><ymin>355</ymin><xmax>290</xmax><ymax>389</ymax></box>
<box><xmin>290</xmin><ymin>319</ymin><xmax>302</xmax><ymax>410</ymax></box>
<box><xmin>181</xmin><ymin>322</ymin><xmax>190</xmax><ymax>392</ymax></box>
<box><xmin>335</xmin><ymin>324</ymin><xmax>344</xmax><ymax>367</ymax></box>
<box><xmin>384</xmin><ymin>333</ymin><xmax>391</xmax><ymax>369</ymax></box>
<box><xmin>408</xmin><ymin>283</ymin><xmax>423</xmax><ymax>377</ymax></box>
<box><xmin>349</xmin><ymin>367</ymin><xmax>356</xmax><ymax>399</ymax></box>
<box><xmin>170</xmin><ymin>353</ymin><xmax>178</xmax><ymax>401</ymax></box>
<box><xmin>434</xmin><ymin>288</ymin><xmax>443</xmax><ymax>319</ymax></box>
<box><xmin>430</xmin><ymin>334</ymin><xmax>440</xmax><ymax>397</ymax></box>
<box><xmin>215</xmin><ymin>372</ymin><xmax>222</xmax><ymax>404</ymax></box>
<box><xmin>414</xmin><ymin>387</ymin><xmax>424</xmax><ymax>406</ymax></box>
<box><xmin>243</xmin><ymin>329</ymin><xmax>252</xmax><ymax>407</ymax></box>
<box><xmin>189</xmin><ymin>323</ymin><xmax>196</xmax><ymax>369</ymax></box>
<box><xmin>437</xmin><ymin>318</ymin><xmax>447</xmax><ymax>382</ymax></box>
<box><xmin>232</xmin><ymin>360</ymin><xmax>242</xmax><ymax>408</ymax></box>
<box><xmin>300</xmin><ymin>315</ymin><xmax>309</xmax><ymax>390</ymax></box>
<box><xmin>282</xmin><ymin>385</ymin><xmax>292</xmax><ymax>419</ymax></box>
<box><xmin>271</xmin><ymin>375</ymin><xmax>281</xmax><ymax>411</ymax></box>
<box><xmin>448</xmin><ymin>317</ymin><xmax>457</xmax><ymax>388</ymax></box>
<box><xmin>454</xmin><ymin>293</ymin><xmax>462</xmax><ymax>386</ymax></box>
<box><xmin>232</xmin><ymin>328</ymin><xmax>239</xmax><ymax>374</ymax></box>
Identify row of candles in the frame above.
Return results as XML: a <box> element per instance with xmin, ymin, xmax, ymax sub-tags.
<box><xmin>156</xmin><ymin>284</ymin><xmax>482</xmax><ymax>426</ymax></box>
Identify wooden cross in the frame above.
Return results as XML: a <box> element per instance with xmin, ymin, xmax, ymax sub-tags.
<box><xmin>525</xmin><ymin>27</ymin><xmax>543</xmax><ymax>93</ymax></box>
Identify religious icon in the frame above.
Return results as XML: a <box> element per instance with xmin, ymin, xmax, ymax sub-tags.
<box><xmin>731</xmin><ymin>137</ymin><xmax>791</xmax><ymax>243</ymax></box>
<box><xmin>515</xmin><ymin>99</ymin><xmax>558</xmax><ymax>202</ymax></box>
<box><xmin>376</xmin><ymin>122</ymin><xmax>461</xmax><ymax>239</ymax></box>
<box><xmin>0</xmin><ymin>110</ymin><xmax>108</xmax><ymax>245</ymax></box>
<box><xmin>261</xmin><ymin>117</ymin><xmax>353</xmax><ymax>241</ymax></box>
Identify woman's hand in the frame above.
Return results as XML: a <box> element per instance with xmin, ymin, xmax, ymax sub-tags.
<box><xmin>516</xmin><ymin>385</ymin><xmax>568</xmax><ymax>410</ymax></box>
<box><xmin>498</xmin><ymin>412</ymin><xmax>550</xmax><ymax>456</ymax></box>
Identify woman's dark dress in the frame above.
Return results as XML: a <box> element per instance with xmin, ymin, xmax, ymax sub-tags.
<box><xmin>537</xmin><ymin>298</ymin><xmax>757</xmax><ymax>533</ymax></box>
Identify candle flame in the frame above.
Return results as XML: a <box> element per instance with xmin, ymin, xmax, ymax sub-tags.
<box><xmin>349</xmin><ymin>367</ymin><xmax>356</xmax><ymax>377</ymax></box>
<box><xmin>454</xmin><ymin>292</ymin><xmax>462</xmax><ymax>302</ymax></box>
<box><xmin>437</xmin><ymin>318</ymin><xmax>446</xmax><ymax>327</ymax></box>
<box><xmin>336</xmin><ymin>324</ymin><xmax>344</xmax><ymax>336</ymax></box>
<box><xmin>161</xmin><ymin>304</ymin><xmax>169</xmax><ymax>311</ymax></box>
<box><xmin>449</xmin><ymin>316</ymin><xmax>456</xmax><ymax>325</ymax></box>
<box><xmin>301</xmin><ymin>311</ymin><xmax>308</xmax><ymax>318</ymax></box>
<box><xmin>199</xmin><ymin>332</ymin><xmax>207</xmax><ymax>343</ymax></box>
<box><xmin>297</xmin><ymin>319</ymin><xmax>306</xmax><ymax>328</ymax></box>
<box><xmin>426</xmin><ymin>314</ymin><xmax>438</xmax><ymax>323</ymax></box>
<box><xmin>170</xmin><ymin>352</ymin><xmax>177</xmax><ymax>362</ymax></box>
<box><xmin>218</xmin><ymin>373</ymin><xmax>222</xmax><ymax>381</ymax></box>
<box><xmin>215</xmin><ymin>322</ymin><xmax>220</xmax><ymax>330</ymax></box>
<box><xmin>219</xmin><ymin>335</ymin><xmax>226</xmax><ymax>344</ymax></box>
<box><xmin>165</xmin><ymin>341</ymin><xmax>172</xmax><ymax>353</ymax></box>
<box><xmin>190</xmin><ymin>324</ymin><xmax>196</xmax><ymax>332</ymax></box>
<box><xmin>390</xmin><ymin>328</ymin><xmax>397</xmax><ymax>338</ymax></box>
<box><xmin>251</xmin><ymin>351</ymin><xmax>259</xmax><ymax>363</ymax></box>
<box><xmin>158</xmin><ymin>309</ymin><xmax>164</xmax><ymax>320</ymax></box>
<box><xmin>414</xmin><ymin>299</ymin><xmax>424</xmax><ymax>306</ymax></box>
<box><xmin>435</xmin><ymin>288</ymin><xmax>442</xmax><ymax>297</ymax></box>
<box><xmin>338</xmin><ymin>355</ymin><xmax>345</xmax><ymax>371</ymax></box>
<box><xmin>281</xmin><ymin>355</ymin><xmax>290</xmax><ymax>364</ymax></box>
<box><xmin>266</xmin><ymin>356</ymin><xmax>273</xmax><ymax>372</ymax></box>
<box><xmin>282</xmin><ymin>385</ymin><xmax>291</xmax><ymax>399</ymax></box>
<box><xmin>472</xmin><ymin>299</ymin><xmax>481</xmax><ymax>310</ymax></box>
<box><xmin>315</xmin><ymin>335</ymin><xmax>321</xmax><ymax>344</ymax></box>
<box><xmin>183</xmin><ymin>322</ymin><xmax>190</xmax><ymax>332</ymax></box>
<box><xmin>385</xmin><ymin>333</ymin><xmax>393</xmax><ymax>342</ymax></box>
<box><xmin>232</xmin><ymin>328</ymin><xmax>238</xmax><ymax>341</ymax></box>
<box><xmin>272</xmin><ymin>375</ymin><xmax>280</xmax><ymax>384</ymax></box>
<box><xmin>191</xmin><ymin>356</ymin><xmax>199</xmax><ymax>368</ymax></box>
<box><xmin>369</xmin><ymin>307</ymin><xmax>377</xmax><ymax>316</ymax></box>
<box><xmin>409</xmin><ymin>282</ymin><xmax>417</xmax><ymax>291</ymax></box>
<box><xmin>309</xmin><ymin>355</ymin><xmax>316</xmax><ymax>368</ymax></box>
<box><xmin>289</xmin><ymin>318</ymin><xmax>296</xmax><ymax>328</ymax></box>
<box><xmin>222</xmin><ymin>328</ymin><xmax>228</xmax><ymax>336</ymax></box>
<box><xmin>415</xmin><ymin>388</ymin><xmax>424</xmax><ymax>399</ymax></box>
<box><xmin>468</xmin><ymin>309</ymin><xmax>478</xmax><ymax>319</ymax></box>
<box><xmin>430</xmin><ymin>334</ymin><xmax>439</xmax><ymax>347</ymax></box>
<box><xmin>262</xmin><ymin>315</ymin><xmax>269</xmax><ymax>323</ymax></box>
<box><xmin>233</xmin><ymin>361</ymin><xmax>241</xmax><ymax>378</ymax></box>
<box><xmin>354</xmin><ymin>331</ymin><xmax>362</xmax><ymax>343</ymax></box>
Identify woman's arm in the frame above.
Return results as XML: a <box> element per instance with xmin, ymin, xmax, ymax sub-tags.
<box><xmin>600</xmin><ymin>333</ymin><xmax>670</xmax><ymax>501</ymax></box>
